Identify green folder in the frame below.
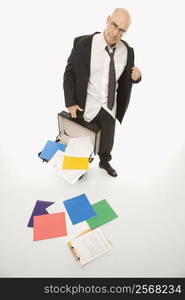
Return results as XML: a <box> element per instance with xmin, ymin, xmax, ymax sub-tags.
<box><xmin>86</xmin><ymin>199</ymin><xmax>118</xmax><ymax>229</ymax></box>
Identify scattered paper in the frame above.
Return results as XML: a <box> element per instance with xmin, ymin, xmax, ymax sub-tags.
<box><xmin>65</xmin><ymin>137</ymin><xmax>93</xmax><ymax>158</ymax></box>
<box><xmin>47</xmin><ymin>150</ymin><xmax>86</xmax><ymax>184</ymax></box>
<box><xmin>67</xmin><ymin>228</ymin><xmax>112</xmax><ymax>266</ymax></box>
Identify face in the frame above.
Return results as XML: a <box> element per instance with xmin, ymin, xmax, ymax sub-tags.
<box><xmin>104</xmin><ymin>14</ymin><xmax>129</xmax><ymax>46</ymax></box>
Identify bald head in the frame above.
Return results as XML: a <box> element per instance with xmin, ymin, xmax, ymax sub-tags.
<box><xmin>111</xmin><ymin>8</ymin><xmax>131</xmax><ymax>28</ymax></box>
<box><xmin>104</xmin><ymin>8</ymin><xmax>131</xmax><ymax>46</ymax></box>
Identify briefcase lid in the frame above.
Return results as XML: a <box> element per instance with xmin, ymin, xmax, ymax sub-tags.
<box><xmin>57</xmin><ymin>111</ymin><xmax>101</xmax><ymax>155</ymax></box>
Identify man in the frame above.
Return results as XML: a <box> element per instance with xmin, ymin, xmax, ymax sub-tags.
<box><xmin>63</xmin><ymin>8</ymin><xmax>142</xmax><ymax>177</ymax></box>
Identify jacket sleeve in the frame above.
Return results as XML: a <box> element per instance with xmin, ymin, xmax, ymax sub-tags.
<box><xmin>131</xmin><ymin>48</ymin><xmax>142</xmax><ymax>84</ymax></box>
<box><xmin>63</xmin><ymin>38</ymin><xmax>78</xmax><ymax>107</ymax></box>
<box><xmin>121</xmin><ymin>47</ymin><xmax>135</xmax><ymax>89</ymax></box>
<box><xmin>116</xmin><ymin>47</ymin><xmax>136</xmax><ymax>123</ymax></box>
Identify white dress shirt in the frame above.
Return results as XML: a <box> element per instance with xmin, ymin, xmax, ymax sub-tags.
<box><xmin>83</xmin><ymin>32</ymin><xmax>128</xmax><ymax>122</ymax></box>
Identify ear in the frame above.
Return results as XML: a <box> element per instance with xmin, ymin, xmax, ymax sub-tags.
<box><xmin>106</xmin><ymin>15</ymin><xmax>111</xmax><ymax>25</ymax></box>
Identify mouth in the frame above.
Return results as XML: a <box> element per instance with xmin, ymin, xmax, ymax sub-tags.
<box><xmin>110</xmin><ymin>35</ymin><xmax>117</xmax><ymax>41</ymax></box>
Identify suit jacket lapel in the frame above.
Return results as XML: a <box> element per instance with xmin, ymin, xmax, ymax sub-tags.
<box><xmin>121</xmin><ymin>40</ymin><xmax>131</xmax><ymax>69</ymax></box>
<box><xmin>82</xmin><ymin>32</ymin><xmax>101</xmax><ymax>69</ymax></box>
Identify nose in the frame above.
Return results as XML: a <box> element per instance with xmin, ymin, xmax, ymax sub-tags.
<box><xmin>112</xmin><ymin>28</ymin><xmax>119</xmax><ymax>37</ymax></box>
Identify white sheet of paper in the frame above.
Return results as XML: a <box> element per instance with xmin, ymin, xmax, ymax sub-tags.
<box><xmin>70</xmin><ymin>228</ymin><xmax>112</xmax><ymax>266</ymax></box>
<box><xmin>47</xmin><ymin>150</ymin><xmax>86</xmax><ymax>184</ymax></box>
<box><xmin>46</xmin><ymin>200</ymin><xmax>90</xmax><ymax>241</ymax></box>
<box><xmin>65</xmin><ymin>137</ymin><xmax>94</xmax><ymax>158</ymax></box>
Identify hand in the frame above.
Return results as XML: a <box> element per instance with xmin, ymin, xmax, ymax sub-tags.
<box><xmin>131</xmin><ymin>66</ymin><xmax>142</xmax><ymax>81</ymax></box>
<box><xmin>67</xmin><ymin>105</ymin><xmax>83</xmax><ymax>118</ymax></box>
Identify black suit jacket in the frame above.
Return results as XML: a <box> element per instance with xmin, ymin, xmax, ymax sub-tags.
<box><xmin>63</xmin><ymin>32</ymin><xmax>141</xmax><ymax>123</ymax></box>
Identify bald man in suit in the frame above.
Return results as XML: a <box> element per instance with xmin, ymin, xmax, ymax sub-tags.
<box><xmin>63</xmin><ymin>8</ymin><xmax>142</xmax><ymax>177</ymax></box>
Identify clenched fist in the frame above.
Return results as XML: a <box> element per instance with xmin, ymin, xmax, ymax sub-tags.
<box><xmin>131</xmin><ymin>66</ymin><xmax>142</xmax><ymax>81</ymax></box>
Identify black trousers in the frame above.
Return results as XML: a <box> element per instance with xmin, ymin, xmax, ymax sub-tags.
<box><xmin>90</xmin><ymin>108</ymin><xmax>116</xmax><ymax>162</ymax></box>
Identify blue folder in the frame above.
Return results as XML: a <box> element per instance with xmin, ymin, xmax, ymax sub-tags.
<box><xmin>39</xmin><ymin>140</ymin><xmax>67</xmax><ymax>161</ymax></box>
<box><xmin>63</xmin><ymin>194</ymin><xmax>96</xmax><ymax>225</ymax></box>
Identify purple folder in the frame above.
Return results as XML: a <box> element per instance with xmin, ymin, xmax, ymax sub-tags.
<box><xmin>27</xmin><ymin>200</ymin><xmax>54</xmax><ymax>227</ymax></box>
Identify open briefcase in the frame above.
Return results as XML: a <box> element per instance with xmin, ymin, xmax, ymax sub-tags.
<box><xmin>55</xmin><ymin>110</ymin><xmax>101</xmax><ymax>162</ymax></box>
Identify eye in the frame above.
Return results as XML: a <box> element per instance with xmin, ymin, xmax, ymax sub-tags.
<box><xmin>119</xmin><ymin>29</ymin><xmax>126</xmax><ymax>34</ymax></box>
<box><xmin>113</xmin><ymin>22</ymin><xmax>118</xmax><ymax>29</ymax></box>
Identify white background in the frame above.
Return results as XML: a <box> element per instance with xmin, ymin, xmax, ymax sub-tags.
<box><xmin>0</xmin><ymin>0</ymin><xmax>185</xmax><ymax>277</ymax></box>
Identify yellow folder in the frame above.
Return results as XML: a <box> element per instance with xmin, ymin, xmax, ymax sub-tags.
<box><xmin>62</xmin><ymin>156</ymin><xmax>89</xmax><ymax>170</ymax></box>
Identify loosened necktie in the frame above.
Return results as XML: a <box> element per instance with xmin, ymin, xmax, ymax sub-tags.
<box><xmin>105</xmin><ymin>45</ymin><xmax>116</xmax><ymax>110</ymax></box>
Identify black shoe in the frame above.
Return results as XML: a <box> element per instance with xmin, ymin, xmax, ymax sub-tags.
<box><xmin>99</xmin><ymin>161</ymin><xmax>118</xmax><ymax>177</ymax></box>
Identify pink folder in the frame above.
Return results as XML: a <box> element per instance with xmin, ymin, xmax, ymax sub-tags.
<box><xmin>33</xmin><ymin>212</ymin><xmax>67</xmax><ymax>241</ymax></box>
